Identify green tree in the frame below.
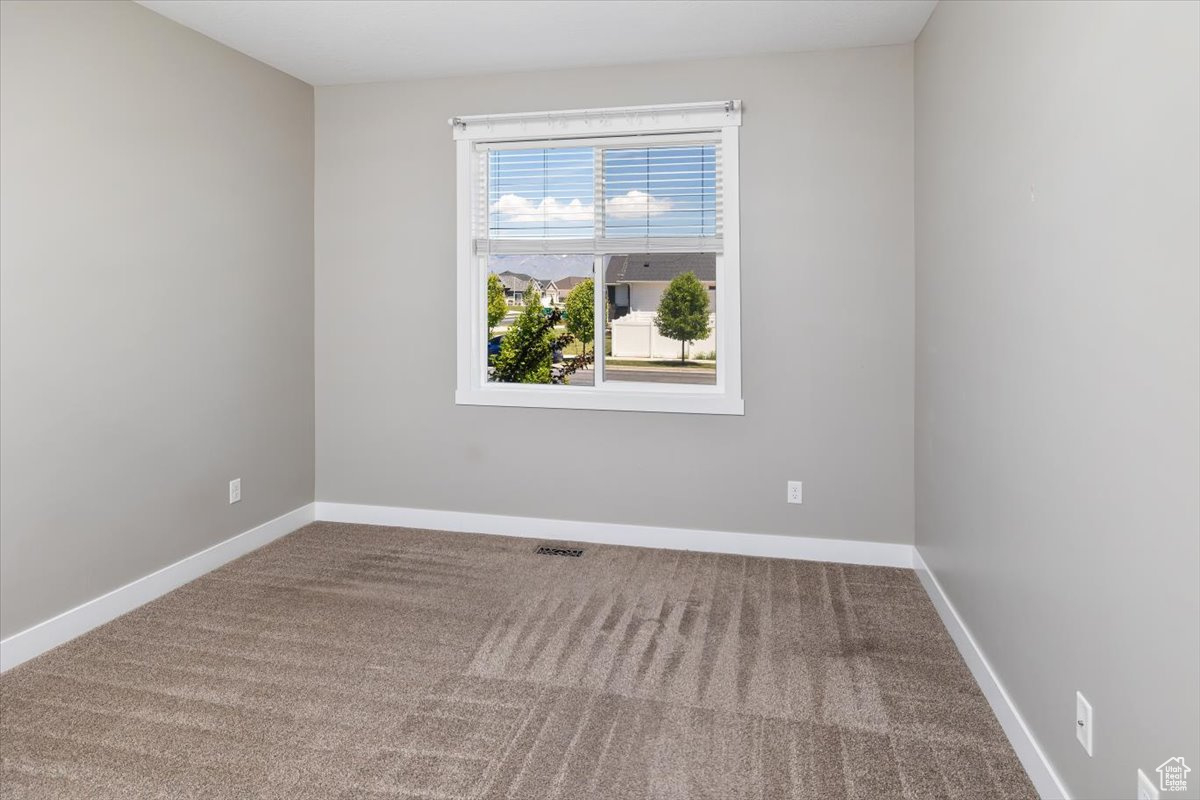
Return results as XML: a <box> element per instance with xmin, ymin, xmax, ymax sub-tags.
<box><xmin>563</xmin><ymin>279</ymin><xmax>594</xmax><ymax>357</ymax></box>
<box><xmin>654</xmin><ymin>271</ymin><xmax>711</xmax><ymax>364</ymax></box>
<box><xmin>486</xmin><ymin>274</ymin><xmax>508</xmax><ymax>336</ymax></box>
<box><xmin>493</xmin><ymin>285</ymin><xmax>552</xmax><ymax>383</ymax></box>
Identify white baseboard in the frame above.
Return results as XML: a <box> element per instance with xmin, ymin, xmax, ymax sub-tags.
<box><xmin>913</xmin><ymin>549</ymin><xmax>1070</xmax><ymax>800</ymax></box>
<box><xmin>313</xmin><ymin>502</ymin><xmax>915</xmax><ymax>568</ymax></box>
<box><xmin>0</xmin><ymin>503</ymin><xmax>316</xmax><ymax>673</ymax></box>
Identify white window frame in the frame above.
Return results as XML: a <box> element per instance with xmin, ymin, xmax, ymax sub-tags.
<box><xmin>453</xmin><ymin>101</ymin><xmax>743</xmax><ymax>415</ymax></box>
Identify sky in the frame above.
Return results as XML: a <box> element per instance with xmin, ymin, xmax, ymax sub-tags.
<box><xmin>487</xmin><ymin>144</ymin><xmax>717</xmax><ymax>240</ymax></box>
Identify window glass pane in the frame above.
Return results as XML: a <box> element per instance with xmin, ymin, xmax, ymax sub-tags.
<box><xmin>486</xmin><ymin>255</ymin><xmax>596</xmax><ymax>386</ymax></box>
<box><xmin>603</xmin><ymin>253</ymin><xmax>717</xmax><ymax>385</ymax></box>
<box><xmin>488</xmin><ymin>147</ymin><xmax>594</xmax><ymax>240</ymax></box>
<box><xmin>603</xmin><ymin>145</ymin><xmax>717</xmax><ymax>238</ymax></box>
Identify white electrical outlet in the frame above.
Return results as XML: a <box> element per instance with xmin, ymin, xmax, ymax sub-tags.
<box><xmin>1075</xmin><ymin>691</ymin><xmax>1093</xmax><ymax>756</ymax></box>
<box><xmin>787</xmin><ymin>481</ymin><xmax>803</xmax><ymax>504</ymax></box>
<box><xmin>229</xmin><ymin>478</ymin><xmax>241</xmax><ymax>505</ymax></box>
<box><xmin>1137</xmin><ymin>768</ymin><xmax>1160</xmax><ymax>800</ymax></box>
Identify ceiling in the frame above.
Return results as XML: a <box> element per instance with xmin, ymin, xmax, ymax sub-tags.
<box><xmin>136</xmin><ymin>0</ymin><xmax>937</xmax><ymax>86</ymax></box>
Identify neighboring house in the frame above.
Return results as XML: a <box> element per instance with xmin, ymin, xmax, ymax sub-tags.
<box><xmin>604</xmin><ymin>253</ymin><xmax>716</xmax><ymax>319</ymax></box>
<box><xmin>495</xmin><ymin>271</ymin><xmax>542</xmax><ymax>305</ymax></box>
<box><xmin>604</xmin><ymin>254</ymin><xmax>717</xmax><ymax>359</ymax></box>
<box><xmin>547</xmin><ymin>275</ymin><xmax>589</xmax><ymax>306</ymax></box>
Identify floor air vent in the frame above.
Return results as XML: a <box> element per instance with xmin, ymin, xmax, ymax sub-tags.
<box><xmin>534</xmin><ymin>545</ymin><xmax>584</xmax><ymax>558</ymax></box>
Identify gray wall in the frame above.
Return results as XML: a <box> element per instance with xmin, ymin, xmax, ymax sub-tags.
<box><xmin>315</xmin><ymin>47</ymin><xmax>915</xmax><ymax>545</ymax></box>
<box><xmin>915</xmin><ymin>2</ymin><xmax>1199</xmax><ymax>798</ymax></box>
<box><xmin>0</xmin><ymin>1</ymin><xmax>315</xmax><ymax>638</ymax></box>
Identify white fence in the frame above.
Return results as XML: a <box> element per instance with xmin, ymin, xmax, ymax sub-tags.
<box><xmin>610</xmin><ymin>312</ymin><xmax>716</xmax><ymax>359</ymax></box>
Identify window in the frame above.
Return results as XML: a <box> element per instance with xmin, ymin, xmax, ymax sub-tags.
<box><xmin>453</xmin><ymin>102</ymin><xmax>742</xmax><ymax>414</ymax></box>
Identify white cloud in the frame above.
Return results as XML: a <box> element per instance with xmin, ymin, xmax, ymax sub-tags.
<box><xmin>491</xmin><ymin>194</ymin><xmax>592</xmax><ymax>223</ymax></box>
<box><xmin>491</xmin><ymin>190</ymin><xmax>671</xmax><ymax>222</ymax></box>
<box><xmin>606</xmin><ymin>189</ymin><xmax>674</xmax><ymax>219</ymax></box>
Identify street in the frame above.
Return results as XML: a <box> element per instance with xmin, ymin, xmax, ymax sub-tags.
<box><xmin>565</xmin><ymin>368</ymin><xmax>715</xmax><ymax>386</ymax></box>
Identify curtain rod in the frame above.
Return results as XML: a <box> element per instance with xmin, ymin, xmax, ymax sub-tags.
<box><xmin>449</xmin><ymin>100</ymin><xmax>739</xmax><ymax>129</ymax></box>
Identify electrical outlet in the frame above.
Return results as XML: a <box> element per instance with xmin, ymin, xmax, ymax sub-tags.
<box><xmin>1075</xmin><ymin>691</ymin><xmax>1093</xmax><ymax>756</ymax></box>
<box><xmin>229</xmin><ymin>478</ymin><xmax>241</xmax><ymax>505</ymax></box>
<box><xmin>1137</xmin><ymin>768</ymin><xmax>1160</xmax><ymax>800</ymax></box>
<box><xmin>787</xmin><ymin>481</ymin><xmax>803</xmax><ymax>504</ymax></box>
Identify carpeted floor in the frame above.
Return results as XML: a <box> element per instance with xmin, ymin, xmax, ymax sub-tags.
<box><xmin>0</xmin><ymin>522</ymin><xmax>1036</xmax><ymax>799</ymax></box>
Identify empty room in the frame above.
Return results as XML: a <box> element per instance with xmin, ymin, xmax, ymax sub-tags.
<box><xmin>1</xmin><ymin>1</ymin><xmax>1197</xmax><ymax>798</ymax></box>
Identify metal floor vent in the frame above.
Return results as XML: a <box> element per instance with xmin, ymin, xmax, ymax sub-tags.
<box><xmin>534</xmin><ymin>545</ymin><xmax>584</xmax><ymax>558</ymax></box>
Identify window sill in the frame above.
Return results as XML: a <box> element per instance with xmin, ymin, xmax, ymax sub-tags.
<box><xmin>455</xmin><ymin>387</ymin><xmax>744</xmax><ymax>415</ymax></box>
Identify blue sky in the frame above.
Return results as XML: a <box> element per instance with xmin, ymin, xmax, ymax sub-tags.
<box><xmin>488</xmin><ymin>144</ymin><xmax>716</xmax><ymax>239</ymax></box>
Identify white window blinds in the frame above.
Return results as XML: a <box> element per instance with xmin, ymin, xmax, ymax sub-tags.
<box><xmin>474</xmin><ymin>137</ymin><xmax>723</xmax><ymax>255</ymax></box>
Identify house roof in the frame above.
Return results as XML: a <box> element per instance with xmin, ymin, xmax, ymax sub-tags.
<box><xmin>604</xmin><ymin>253</ymin><xmax>716</xmax><ymax>284</ymax></box>
<box><xmin>552</xmin><ymin>275</ymin><xmax>589</xmax><ymax>292</ymax></box>
<box><xmin>495</xmin><ymin>271</ymin><xmax>540</xmax><ymax>293</ymax></box>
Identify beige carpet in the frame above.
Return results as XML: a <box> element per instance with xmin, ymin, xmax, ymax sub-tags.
<box><xmin>0</xmin><ymin>523</ymin><xmax>1036</xmax><ymax>799</ymax></box>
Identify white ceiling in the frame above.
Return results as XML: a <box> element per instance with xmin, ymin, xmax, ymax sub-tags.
<box><xmin>136</xmin><ymin>0</ymin><xmax>937</xmax><ymax>86</ymax></box>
